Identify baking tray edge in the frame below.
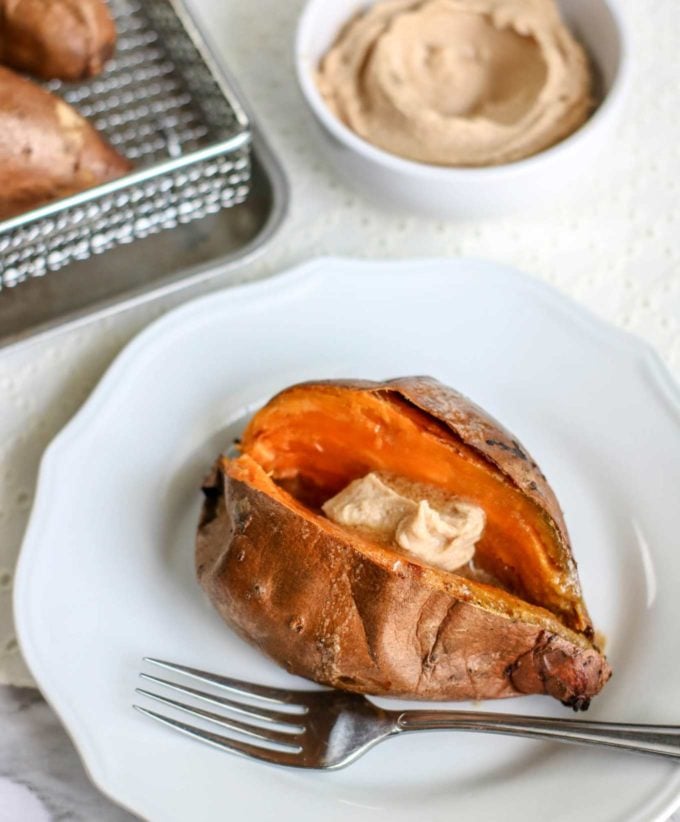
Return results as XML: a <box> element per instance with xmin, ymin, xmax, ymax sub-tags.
<box><xmin>0</xmin><ymin>26</ymin><xmax>289</xmax><ymax>353</ymax></box>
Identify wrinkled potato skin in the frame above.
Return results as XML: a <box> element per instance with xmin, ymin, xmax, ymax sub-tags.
<box><xmin>196</xmin><ymin>378</ymin><xmax>611</xmax><ymax>709</ymax></box>
<box><xmin>0</xmin><ymin>65</ymin><xmax>130</xmax><ymax>218</ymax></box>
<box><xmin>0</xmin><ymin>0</ymin><xmax>116</xmax><ymax>80</ymax></box>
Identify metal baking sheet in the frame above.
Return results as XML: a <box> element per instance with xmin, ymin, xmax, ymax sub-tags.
<box><xmin>0</xmin><ymin>124</ymin><xmax>287</xmax><ymax>350</ymax></box>
<box><xmin>0</xmin><ymin>0</ymin><xmax>255</xmax><ymax>288</ymax></box>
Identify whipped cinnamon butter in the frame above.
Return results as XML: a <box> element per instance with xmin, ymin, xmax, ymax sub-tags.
<box><xmin>316</xmin><ymin>0</ymin><xmax>593</xmax><ymax>167</ymax></box>
<box><xmin>322</xmin><ymin>472</ymin><xmax>485</xmax><ymax>572</ymax></box>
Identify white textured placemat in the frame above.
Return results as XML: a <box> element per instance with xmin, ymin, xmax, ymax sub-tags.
<box><xmin>1</xmin><ymin>0</ymin><xmax>678</xmax><ymax>688</ymax></box>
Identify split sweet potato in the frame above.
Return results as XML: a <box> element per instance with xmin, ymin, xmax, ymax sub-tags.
<box><xmin>0</xmin><ymin>0</ymin><xmax>116</xmax><ymax>80</ymax></box>
<box><xmin>196</xmin><ymin>377</ymin><xmax>611</xmax><ymax>709</ymax></box>
<box><xmin>0</xmin><ymin>65</ymin><xmax>130</xmax><ymax>219</ymax></box>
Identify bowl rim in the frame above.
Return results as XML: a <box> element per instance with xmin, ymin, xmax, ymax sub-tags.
<box><xmin>294</xmin><ymin>0</ymin><xmax>632</xmax><ymax>180</ymax></box>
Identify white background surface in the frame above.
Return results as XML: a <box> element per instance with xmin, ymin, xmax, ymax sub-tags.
<box><xmin>0</xmin><ymin>0</ymin><xmax>678</xmax><ymax>818</ymax></box>
<box><xmin>13</xmin><ymin>259</ymin><xmax>680</xmax><ymax>822</ymax></box>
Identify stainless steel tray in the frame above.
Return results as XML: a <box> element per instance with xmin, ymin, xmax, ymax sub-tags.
<box><xmin>0</xmin><ymin>0</ymin><xmax>253</xmax><ymax>290</ymax></box>
<box><xmin>0</xmin><ymin>6</ymin><xmax>288</xmax><ymax>350</ymax></box>
<box><xmin>0</xmin><ymin>126</ymin><xmax>288</xmax><ymax>350</ymax></box>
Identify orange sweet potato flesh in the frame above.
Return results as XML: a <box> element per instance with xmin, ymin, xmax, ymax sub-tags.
<box><xmin>196</xmin><ymin>377</ymin><xmax>611</xmax><ymax>709</ymax></box>
<box><xmin>0</xmin><ymin>0</ymin><xmax>116</xmax><ymax>81</ymax></box>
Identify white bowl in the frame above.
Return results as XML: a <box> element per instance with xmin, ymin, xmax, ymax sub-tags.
<box><xmin>295</xmin><ymin>0</ymin><xmax>631</xmax><ymax>218</ymax></box>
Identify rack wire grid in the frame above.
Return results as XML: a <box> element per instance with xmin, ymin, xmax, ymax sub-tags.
<box><xmin>0</xmin><ymin>0</ymin><xmax>252</xmax><ymax>289</ymax></box>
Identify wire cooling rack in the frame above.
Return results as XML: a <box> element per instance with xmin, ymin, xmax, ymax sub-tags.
<box><xmin>0</xmin><ymin>0</ymin><xmax>251</xmax><ymax>289</ymax></box>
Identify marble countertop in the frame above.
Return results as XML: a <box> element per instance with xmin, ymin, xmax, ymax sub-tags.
<box><xmin>0</xmin><ymin>686</ymin><xmax>134</xmax><ymax>821</ymax></box>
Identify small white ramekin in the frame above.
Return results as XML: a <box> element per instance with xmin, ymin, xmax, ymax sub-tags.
<box><xmin>295</xmin><ymin>0</ymin><xmax>631</xmax><ymax>218</ymax></box>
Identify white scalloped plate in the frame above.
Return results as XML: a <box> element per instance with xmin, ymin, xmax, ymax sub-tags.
<box><xmin>14</xmin><ymin>258</ymin><xmax>680</xmax><ymax>822</ymax></box>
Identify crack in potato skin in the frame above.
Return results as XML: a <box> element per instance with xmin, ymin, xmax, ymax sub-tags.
<box><xmin>241</xmin><ymin>377</ymin><xmax>592</xmax><ymax>635</ymax></box>
<box><xmin>196</xmin><ymin>377</ymin><xmax>610</xmax><ymax>708</ymax></box>
<box><xmin>196</xmin><ymin>461</ymin><xmax>610</xmax><ymax>708</ymax></box>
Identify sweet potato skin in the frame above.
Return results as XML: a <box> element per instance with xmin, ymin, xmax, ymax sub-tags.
<box><xmin>0</xmin><ymin>65</ymin><xmax>130</xmax><ymax>219</ymax></box>
<box><xmin>197</xmin><ymin>461</ymin><xmax>610</xmax><ymax>709</ymax></box>
<box><xmin>375</xmin><ymin>377</ymin><xmax>589</xmax><ymax>633</ymax></box>
<box><xmin>196</xmin><ymin>377</ymin><xmax>611</xmax><ymax>709</ymax></box>
<box><xmin>0</xmin><ymin>0</ymin><xmax>116</xmax><ymax>80</ymax></box>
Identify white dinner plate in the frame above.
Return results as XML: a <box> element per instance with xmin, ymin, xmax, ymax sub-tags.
<box><xmin>14</xmin><ymin>258</ymin><xmax>680</xmax><ymax>822</ymax></box>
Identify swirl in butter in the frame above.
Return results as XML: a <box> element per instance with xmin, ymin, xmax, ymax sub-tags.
<box><xmin>316</xmin><ymin>0</ymin><xmax>593</xmax><ymax>167</ymax></box>
<box><xmin>322</xmin><ymin>472</ymin><xmax>485</xmax><ymax>572</ymax></box>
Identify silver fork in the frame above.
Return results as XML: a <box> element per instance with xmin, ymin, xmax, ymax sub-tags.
<box><xmin>134</xmin><ymin>658</ymin><xmax>680</xmax><ymax>769</ymax></box>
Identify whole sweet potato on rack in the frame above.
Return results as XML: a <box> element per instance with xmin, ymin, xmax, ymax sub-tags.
<box><xmin>0</xmin><ymin>65</ymin><xmax>130</xmax><ymax>219</ymax></box>
<box><xmin>197</xmin><ymin>377</ymin><xmax>611</xmax><ymax>711</ymax></box>
<box><xmin>0</xmin><ymin>0</ymin><xmax>116</xmax><ymax>80</ymax></box>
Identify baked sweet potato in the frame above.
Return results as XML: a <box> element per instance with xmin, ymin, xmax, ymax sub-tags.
<box><xmin>0</xmin><ymin>0</ymin><xmax>116</xmax><ymax>80</ymax></box>
<box><xmin>0</xmin><ymin>65</ymin><xmax>130</xmax><ymax>219</ymax></box>
<box><xmin>196</xmin><ymin>377</ymin><xmax>611</xmax><ymax>710</ymax></box>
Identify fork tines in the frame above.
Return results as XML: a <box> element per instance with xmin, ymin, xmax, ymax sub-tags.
<box><xmin>133</xmin><ymin>658</ymin><xmax>307</xmax><ymax>765</ymax></box>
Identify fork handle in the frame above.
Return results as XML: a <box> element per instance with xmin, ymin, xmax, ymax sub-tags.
<box><xmin>395</xmin><ymin>711</ymin><xmax>680</xmax><ymax>760</ymax></box>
